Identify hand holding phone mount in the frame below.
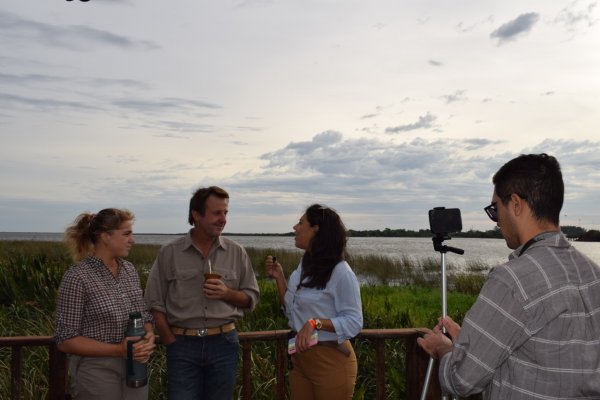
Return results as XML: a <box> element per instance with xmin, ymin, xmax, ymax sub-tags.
<box><xmin>420</xmin><ymin>207</ymin><xmax>464</xmax><ymax>400</ymax></box>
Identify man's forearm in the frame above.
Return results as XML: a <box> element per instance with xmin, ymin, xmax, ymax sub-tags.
<box><xmin>225</xmin><ymin>289</ymin><xmax>252</xmax><ymax>308</ymax></box>
<box><xmin>151</xmin><ymin>309</ymin><xmax>175</xmax><ymax>345</ymax></box>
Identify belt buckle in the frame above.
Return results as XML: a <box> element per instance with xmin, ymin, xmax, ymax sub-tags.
<box><xmin>197</xmin><ymin>328</ymin><xmax>208</xmax><ymax>337</ymax></box>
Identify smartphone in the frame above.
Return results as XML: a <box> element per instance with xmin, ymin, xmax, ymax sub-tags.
<box><xmin>288</xmin><ymin>331</ymin><xmax>318</xmax><ymax>354</ymax></box>
<box><xmin>429</xmin><ymin>207</ymin><xmax>462</xmax><ymax>235</ymax></box>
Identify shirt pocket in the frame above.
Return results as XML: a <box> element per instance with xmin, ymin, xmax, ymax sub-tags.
<box><xmin>211</xmin><ymin>267</ymin><xmax>239</xmax><ymax>288</ymax></box>
<box><xmin>170</xmin><ymin>268</ymin><xmax>203</xmax><ymax>303</ymax></box>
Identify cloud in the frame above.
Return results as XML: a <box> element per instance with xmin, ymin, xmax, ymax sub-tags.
<box><xmin>235</xmin><ymin>0</ymin><xmax>276</xmax><ymax>8</ymax></box>
<box><xmin>0</xmin><ymin>92</ymin><xmax>100</xmax><ymax>111</ymax></box>
<box><xmin>263</xmin><ymin>131</ymin><xmax>343</xmax><ymax>160</ymax></box>
<box><xmin>385</xmin><ymin>113</ymin><xmax>437</xmax><ymax>133</ymax></box>
<box><xmin>428</xmin><ymin>59</ymin><xmax>443</xmax><ymax>66</ymax></box>
<box><xmin>222</xmin><ymin>135</ymin><xmax>600</xmax><ymax>230</ymax></box>
<box><xmin>2</xmin><ymin>133</ymin><xmax>600</xmax><ymax>232</ymax></box>
<box><xmin>442</xmin><ymin>90</ymin><xmax>467</xmax><ymax>104</ymax></box>
<box><xmin>462</xmin><ymin>138</ymin><xmax>502</xmax><ymax>150</ymax></box>
<box><xmin>0</xmin><ymin>11</ymin><xmax>158</xmax><ymax>51</ymax></box>
<box><xmin>0</xmin><ymin>72</ymin><xmax>62</xmax><ymax>85</ymax></box>
<box><xmin>0</xmin><ymin>72</ymin><xmax>149</xmax><ymax>90</ymax></box>
<box><xmin>236</xmin><ymin>126</ymin><xmax>264</xmax><ymax>132</ymax></box>
<box><xmin>89</xmin><ymin>78</ymin><xmax>150</xmax><ymax>89</ymax></box>
<box><xmin>111</xmin><ymin>97</ymin><xmax>221</xmax><ymax>114</ymax></box>
<box><xmin>0</xmin><ymin>74</ymin><xmax>215</xmax><ymax>120</ymax></box>
<box><xmin>360</xmin><ymin>113</ymin><xmax>378</xmax><ymax>119</ymax></box>
<box><xmin>490</xmin><ymin>13</ymin><xmax>540</xmax><ymax>44</ymax></box>
<box><xmin>256</xmin><ymin>133</ymin><xmax>485</xmax><ymax>190</ymax></box>
<box><xmin>456</xmin><ymin>22</ymin><xmax>476</xmax><ymax>33</ymax></box>
<box><xmin>249</xmin><ymin>135</ymin><xmax>600</xmax><ymax>201</ymax></box>
<box><xmin>555</xmin><ymin>1</ymin><xmax>598</xmax><ymax>32</ymax></box>
<box><xmin>357</xmin><ymin>124</ymin><xmax>379</xmax><ymax>135</ymax></box>
<box><xmin>154</xmin><ymin>120</ymin><xmax>215</xmax><ymax>134</ymax></box>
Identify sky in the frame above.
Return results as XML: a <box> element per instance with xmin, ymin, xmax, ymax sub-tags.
<box><xmin>1</xmin><ymin>0</ymin><xmax>599</xmax><ymax>234</ymax></box>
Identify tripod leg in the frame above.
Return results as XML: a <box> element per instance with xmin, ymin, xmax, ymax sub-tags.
<box><xmin>419</xmin><ymin>356</ymin><xmax>435</xmax><ymax>400</ymax></box>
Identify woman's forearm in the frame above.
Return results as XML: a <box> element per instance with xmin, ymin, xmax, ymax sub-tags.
<box><xmin>57</xmin><ymin>336</ymin><xmax>124</xmax><ymax>358</ymax></box>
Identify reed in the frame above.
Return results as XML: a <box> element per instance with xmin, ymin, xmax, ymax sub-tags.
<box><xmin>0</xmin><ymin>241</ymin><xmax>487</xmax><ymax>399</ymax></box>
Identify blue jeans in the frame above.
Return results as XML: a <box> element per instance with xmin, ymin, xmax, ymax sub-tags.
<box><xmin>166</xmin><ymin>330</ymin><xmax>239</xmax><ymax>400</ymax></box>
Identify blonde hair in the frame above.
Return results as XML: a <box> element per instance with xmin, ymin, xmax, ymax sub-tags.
<box><xmin>64</xmin><ymin>208</ymin><xmax>134</xmax><ymax>261</ymax></box>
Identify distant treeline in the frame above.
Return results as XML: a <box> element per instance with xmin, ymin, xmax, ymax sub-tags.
<box><xmin>348</xmin><ymin>225</ymin><xmax>599</xmax><ymax>241</ymax></box>
<box><xmin>228</xmin><ymin>225</ymin><xmax>600</xmax><ymax>241</ymax></box>
<box><xmin>347</xmin><ymin>228</ymin><xmax>502</xmax><ymax>238</ymax></box>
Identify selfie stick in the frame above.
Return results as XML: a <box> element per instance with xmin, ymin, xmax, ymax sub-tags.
<box><xmin>420</xmin><ymin>233</ymin><xmax>464</xmax><ymax>400</ymax></box>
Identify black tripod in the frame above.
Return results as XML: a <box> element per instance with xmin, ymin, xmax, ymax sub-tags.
<box><xmin>420</xmin><ymin>233</ymin><xmax>464</xmax><ymax>400</ymax></box>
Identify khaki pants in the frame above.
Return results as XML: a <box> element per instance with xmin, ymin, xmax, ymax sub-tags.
<box><xmin>68</xmin><ymin>355</ymin><xmax>148</xmax><ymax>400</ymax></box>
<box><xmin>289</xmin><ymin>340</ymin><xmax>357</xmax><ymax>400</ymax></box>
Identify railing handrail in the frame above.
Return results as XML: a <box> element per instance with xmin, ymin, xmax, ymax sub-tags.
<box><xmin>0</xmin><ymin>327</ymin><xmax>427</xmax><ymax>343</ymax></box>
<box><xmin>1</xmin><ymin>328</ymin><xmax>441</xmax><ymax>399</ymax></box>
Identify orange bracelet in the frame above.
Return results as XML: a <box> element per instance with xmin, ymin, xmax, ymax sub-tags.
<box><xmin>308</xmin><ymin>319</ymin><xmax>316</xmax><ymax>329</ymax></box>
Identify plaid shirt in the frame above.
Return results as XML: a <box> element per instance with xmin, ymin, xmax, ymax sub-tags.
<box><xmin>439</xmin><ymin>232</ymin><xmax>600</xmax><ymax>399</ymax></box>
<box><xmin>54</xmin><ymin>255</ymin><xmax>152</xmax><ymax>344</ymax></box>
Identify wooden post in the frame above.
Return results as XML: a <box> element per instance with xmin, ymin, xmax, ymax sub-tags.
<box><xmin>375</xmin><ymin>338</ymin><xmax>386</xmax><ymax>400</ymax></box>
<box><xmin>405</xmin><ymin>333</ymin><xmax>441</xmax><ymax>399</ymax></box>
<box><xmin>48</xmin><ymin>344</ymin><xmax>68</xmax><ymax>400</ymax></box>
<box><xmin>276</xmin><ymin>337</ymin><xmax>286</xmax><ymax>400</ymax></box>
<box><xmin>241</xmin><ymin>341</ymin><xmax>252</xmax><ymax>400</ymax></box>
<box><xmin>10</xmin><ymin>346</ymin><xmax>22</xmax><ymax>400</ymax></box>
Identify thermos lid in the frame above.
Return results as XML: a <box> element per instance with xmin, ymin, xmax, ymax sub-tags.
<box><xmin>129</xmin><ymin>311</ymin><xmax>142</xmax><ymax>319</ymax></box>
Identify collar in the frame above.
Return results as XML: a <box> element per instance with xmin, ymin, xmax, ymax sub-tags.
<box><xmin>183</xmin><ymin>229</ymin><xmax>227</xmax><ymax>253</ymax></box>
<box><xmin>512</xmin><ymin>231</ymin><xmax>562</xmax><ymax>258</ymax></box>
<box><xmin>85</xmin><ymin>255</ymin><xmax>124</xmax><ymax>277</ymax></box>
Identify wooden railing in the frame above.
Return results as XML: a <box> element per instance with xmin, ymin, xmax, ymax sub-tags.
<box><xmin>1</xmin><ymin>328</ymin><xmax>441</xmax><ymax>399</ymax></box>
<box><xmin>0</xmin><ymin>336</ymin><xmax>68</xmax><ymax>400</ymax></box>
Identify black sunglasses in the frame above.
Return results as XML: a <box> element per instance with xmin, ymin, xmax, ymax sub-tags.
<box><xmin>484</xmin><ymin>202</ymin><xmax>498</xmax><ymax>222</ymax></box>
<box><xmin>484</xmin><ymin>193</ymin><xmax>528</xmax><ymax>222</ymax></box>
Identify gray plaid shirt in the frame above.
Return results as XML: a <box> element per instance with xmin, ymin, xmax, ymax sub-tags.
<box><xmin>54</xmin><ymin>255</ymin><xmax>152</xmax><ymax>344</ymax></box>
<box><xmin>440</xmin><ymin>232</ymin><xmax>600</xmax><ymax>399</ymax></box>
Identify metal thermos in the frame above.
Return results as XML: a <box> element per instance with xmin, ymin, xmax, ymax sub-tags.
<box><xmin>126</xmin><ymin>311</ymin><xmax>148</xmax><ymax>388</ymax></box>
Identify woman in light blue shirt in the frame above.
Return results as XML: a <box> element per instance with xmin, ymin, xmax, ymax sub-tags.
<box><xmin>266</xmin><ymin>204</ymin><xmax>363</xmax><ymax>400</ymax></box>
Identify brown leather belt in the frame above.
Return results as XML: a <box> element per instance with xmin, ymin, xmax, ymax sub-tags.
<box><xmin>170</xmin><ymin>322</ymin><xmax>236</xmax><ymax>337</ymax></box>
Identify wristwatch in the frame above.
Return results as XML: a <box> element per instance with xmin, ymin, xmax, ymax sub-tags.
<box><xmin>314</xmin><ymin>318</ymin><xmax>323</xmax><ymax>330</ymax></box>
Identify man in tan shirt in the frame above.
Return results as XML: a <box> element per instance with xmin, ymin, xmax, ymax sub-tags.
<box><xmin>145</xmin><ymin>186</ymin><xmax>259</xmax><ymax>399</ymax></box>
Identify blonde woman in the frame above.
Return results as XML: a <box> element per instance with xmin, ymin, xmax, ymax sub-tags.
<box><xmin>54</xmin><ymin>208</ymin><xmax>155</xmax><ymax>400</ymax></box>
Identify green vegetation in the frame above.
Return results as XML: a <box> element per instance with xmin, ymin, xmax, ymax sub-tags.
<box><xmin>0</xmin><ymin>241</ymin><xmax>486</xmax><ymax>399</ymax></box>
<box><xmin>347</xmin><ymin>227</ymin><xmax>504</xmax><ymax>239</ymax></box>
<box><xmin>577</xmin><ymin>229</ymin><xmax>600</xmax><ymax>242</ymax></box>
<box><xmin>239</xmin><ymin>225</ymin><xmax>594</xmax><ymax>240</ymax></box>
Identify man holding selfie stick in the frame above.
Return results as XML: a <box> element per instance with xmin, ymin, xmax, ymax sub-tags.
<box><xmin>418</xmin><ymin>153</ymin><xmax>600</xmax><ymax>398</ymax></box>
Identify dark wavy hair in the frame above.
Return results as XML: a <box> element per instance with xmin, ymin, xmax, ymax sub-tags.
<box><xmin>298</xmin><ymin>204</ymin><xmax>348</xmax><ymax>290</ymax></box>
<box><xmin>493</xmin><ymin>153</ymin><xmax>563</xmax><ymax>226</ymax></box>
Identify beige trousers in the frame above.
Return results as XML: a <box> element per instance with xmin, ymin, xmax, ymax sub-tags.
<box><xmin>289</xmin><ymin>340</ymin><xmax>357</xmax><ymax>400</ymax></box>
<box><xmin>68</xmin><ymin>355</ymin><xmax>148</xmax><ymax>400</ymax></box>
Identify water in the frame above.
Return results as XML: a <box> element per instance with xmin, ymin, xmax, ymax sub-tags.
<box><xmin>2</xmin><ymin>232</ymin><xmax>600</xmax><ymax>268</ymax></box>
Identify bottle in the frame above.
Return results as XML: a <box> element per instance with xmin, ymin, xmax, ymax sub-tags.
<box><xmin>126</xmin><ymin>311</ymin><xmax>148</xmax><ymax>388</ymax></box>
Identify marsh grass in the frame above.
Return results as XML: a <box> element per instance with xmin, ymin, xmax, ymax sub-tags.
<box><xmin>1</xmin><ymin>241</ymin><xmax>487</xmax><ymax>399</ymax></box>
